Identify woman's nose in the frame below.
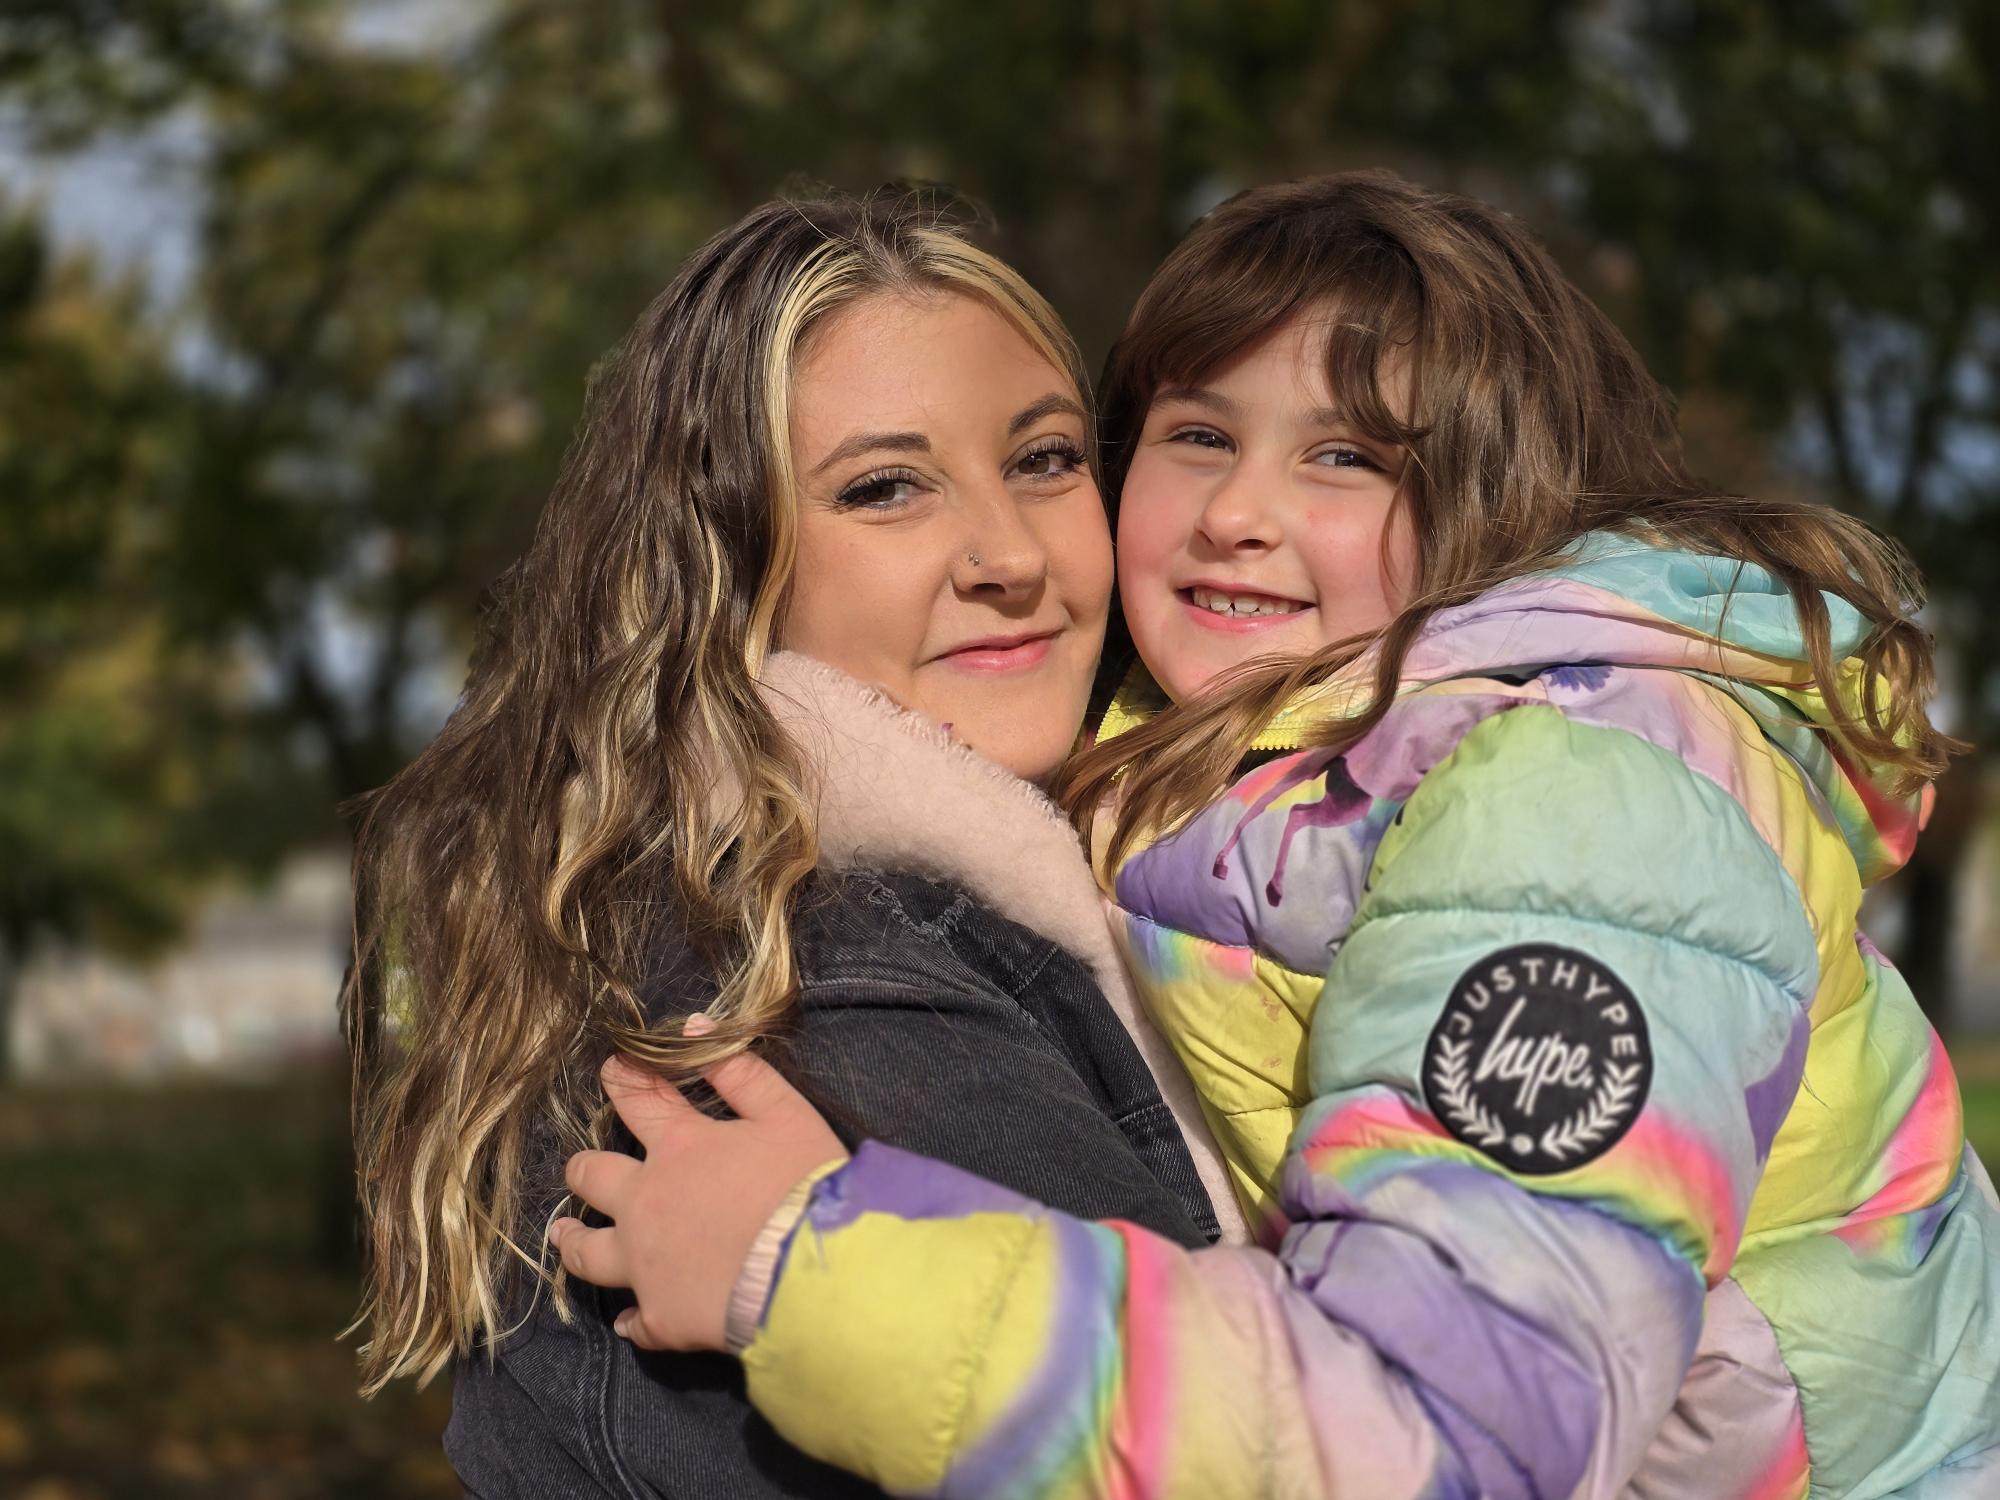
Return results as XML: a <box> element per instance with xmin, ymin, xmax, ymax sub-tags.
<box><xmin>951</xmin><ymin>486</ymin><xmax>1049</xmax><ymax>595</ymax></box>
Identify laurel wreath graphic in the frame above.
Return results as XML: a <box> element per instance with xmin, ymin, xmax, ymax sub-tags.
<box><xmin>1539</xmin><ymin>1061</ymin><xmax>1642</xmax><ymax>1162</ymax></box>
<box><xmin>1431</xmin><ymin>1036</ymin><xmax>1641</xmax><ymax>1164</ymax></box>
<box><xmin>1429</xmin><ymin>1036</ymin><xmax>1508</xmax><ymax>1149</ymax></box>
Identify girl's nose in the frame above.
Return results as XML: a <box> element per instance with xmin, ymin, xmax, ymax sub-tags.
<box><xmin>1194</xmin><ymin>467</ymin><xmax>1280</xmax><ymax>553</ymax></box>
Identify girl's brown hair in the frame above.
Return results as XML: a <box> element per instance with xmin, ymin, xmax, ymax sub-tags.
<box><xmin>1063</xmin><ymin>171</ymin><xmax>1958</xmax><ymax>864</ymax></box>
<box><xmin>343</xmin><ymin>187</ymin><xmax>1089</xmax><ymax>1393</ymax></box>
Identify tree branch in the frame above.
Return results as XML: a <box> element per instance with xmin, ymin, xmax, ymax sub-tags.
<box><xmin>279</xmin><ymin>634</ymin><xmax>366</xmax><ymax>798</ymax></box>
<box><xmin>1813</xmin><ymin>379</ymin><xmax>1871</xmax><ymax>516</ymax></box>
<box><xmin>649</xmin><ymin>0</ymin><xmax>759</xmax><ymax>212</ymax></box>
<box><xmin>1890</xmin><ymin>281</ymin><xmax>1975</xmax><ymax>530</ymax></box>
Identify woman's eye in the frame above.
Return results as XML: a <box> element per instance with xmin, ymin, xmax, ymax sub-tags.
<box><xmin>1166</xmin><ymin>427</ymin><xmax>1231</xmax><ymax>451</ymax></box>
<box><xmin>1313</xmin><ymin>446</ymin><xmax>1382</xmax><ymax>471</ymax></box>
<box><xmin>1013</xmin><ymin>439</ymin><xmax>1087</xmax><ymax>480</ymax></box>
<box><xmin>836</xmin><ymin>472</ymin><xmax>924</xmax><ymax>509</ymax></box>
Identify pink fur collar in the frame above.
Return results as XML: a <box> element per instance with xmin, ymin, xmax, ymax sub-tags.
<box><xmin>757</xmin><ymin>651</ymin><xmax>1249</xmax><ymax>1245</ymax></box>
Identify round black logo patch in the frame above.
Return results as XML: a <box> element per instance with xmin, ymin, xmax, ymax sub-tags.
<box><xmin>1421</xmin><ymin>943</ymin><xmax>1652</xmax><ymax>1175</ymax></box>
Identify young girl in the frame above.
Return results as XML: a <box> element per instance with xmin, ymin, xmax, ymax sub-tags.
<box><xmin>554</xmin><ymin>172</ymin><xmax>2000</xmax><ymax>1496</ymax></box>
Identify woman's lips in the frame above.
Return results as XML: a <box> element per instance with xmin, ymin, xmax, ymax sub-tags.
<box><xmin>936</xmin><ymin>630</ymin><xmax>1058</xmax><ymax>671</ymax></box>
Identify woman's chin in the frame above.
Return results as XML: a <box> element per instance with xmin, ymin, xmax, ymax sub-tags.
<box><xmin>949</xmin><ymin>721</ymin><xmax>1068</xmax><ymax>785</ymax></box>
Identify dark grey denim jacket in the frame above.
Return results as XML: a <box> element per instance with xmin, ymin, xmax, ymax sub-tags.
<box><xmin>445</xmin><ymin>869</ymin><xmax>1219</xmax><ymax>1498</ymax></box>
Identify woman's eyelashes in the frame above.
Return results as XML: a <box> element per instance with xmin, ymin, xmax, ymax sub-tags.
<box><xmin>1012</xmin><ymin>435</ymin><xmax>1088</xmax><ymax>482</ymax></box>
<box><xmin>834</xmin><ymin>467</ymin><xmax>927</xmax><ymax>510</ymax></box>
<box><xmin>833</xmin><ymin>435</ymin><xmax>1087</xmax><ymax>510</ymax></box>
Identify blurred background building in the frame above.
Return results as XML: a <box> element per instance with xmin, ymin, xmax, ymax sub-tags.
<box><xmin>2</xmin><ymin>1</ymin><xmax>1995</xmax><ymax>1495</ymax></box>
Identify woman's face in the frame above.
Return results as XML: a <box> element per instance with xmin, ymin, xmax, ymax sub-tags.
<box><xmin>1115</xmin><ymin>315</ymin><xmax>1416</xmax><ymax>702</ymax></box>
<box><xmin>780</xmin><ymin>292</ymin><xmax>1112</xmax><ymax>783</ymax></box>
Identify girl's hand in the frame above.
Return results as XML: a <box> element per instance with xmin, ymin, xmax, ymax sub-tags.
<box><xmin>551</xmin><ymin>1034</ymin><xmax>848</xmax><ymax>1352</ymax></box>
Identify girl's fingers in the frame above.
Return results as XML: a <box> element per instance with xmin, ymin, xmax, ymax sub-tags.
<box><xmin>600</xmin><ymin>1054</ymin><xmax>702</xmax><ymax>1150</ymax></box>
<box><xmin>550</xmin><ymin>1219</ymin><xmax>628</xmax><ymax>1289</ymax></box>
<box><xmin>564</xmin><ymin>1148</ymin><xmax>641</xmax><ymax>1214</ymax></box>
<box><xmin>701</xmin><ymin>1047</ymin><xmax>810</xmax><ymax>1122</ymax></box>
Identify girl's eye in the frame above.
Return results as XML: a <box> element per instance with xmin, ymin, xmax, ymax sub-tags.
<box><xmin>1166</xmin><ymin>426</ymin><xmax>1231</xmax><ymax>451</ymax></box>
<box><xmin>1013</xmin><ymin>438</ymin><xmax>1088</xmax><ymax>481</ymax></box>
<box><xmin>835</xmin><ymin>470</ymin><xmax>925</xmax><ymax>509</ymax></box>
<box><xmin>1312</xmin><ymin>445</ymin><xmax>1383</xmax><ymax>471</ymax></box>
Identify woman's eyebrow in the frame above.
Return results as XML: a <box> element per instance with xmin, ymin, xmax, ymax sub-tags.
<box><xmin>1007</xmin><ymin>393</ymin><xmax>1086</xmax><ymax>434</ymax></box>
<box><xmin>809</xmin><ymin>431</ymin><xmax>930</xmax><ymax>477</ymax></box>
<box><xmin>809</xmin><ymin>395</ymin><xmax>1083</xmax><ymax>477</ymax></box>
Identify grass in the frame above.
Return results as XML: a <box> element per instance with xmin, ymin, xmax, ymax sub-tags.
<box><xmin>4</xmin><ymin>1049</ymin><xmax>1999</xmax><ymax>1498</ymax></box>
<box><xmin>0</xmin><ymin>1070</ymin><xmax>452</xmax><ymax>1500</ymax></box>
<box><xmin>1968</xmin><ymin>1085</ymin><xmax>2000</xmax><ymax>1169</ymax></box>
<box><xmin>1959</xmin><ymin>1042</ymin><xmax>2000</xmax><ymax>1170</ymax></box>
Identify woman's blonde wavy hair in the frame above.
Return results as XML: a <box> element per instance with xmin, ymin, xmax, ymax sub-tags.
<box><xmin>1061</xmin><ymin>171</ymin><xmax>1961</xmax><ymax>867</ymax></box>
<box><xmin>342</xmin><ymin>187</ymin><xmax>1090</xmax><ymax>1394</ymax></box>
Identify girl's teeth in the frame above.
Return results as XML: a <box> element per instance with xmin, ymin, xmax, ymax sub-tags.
<box><xmin>1191</xmin><ymin>587</ymin><xmax>1302</xmax><ymax>617</ymax></box>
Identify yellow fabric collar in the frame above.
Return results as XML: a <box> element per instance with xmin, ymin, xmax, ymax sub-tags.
<box><xmin>1095</xmin><ymin>660</ymin><xmax>1375</xmax><ymax>755</ymax></box>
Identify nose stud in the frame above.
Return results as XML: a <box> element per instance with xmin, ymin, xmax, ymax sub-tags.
<box><xmin>967</xmin><ymin>551</ymin><xmax>982</xmax><ymax>568</ymax></box>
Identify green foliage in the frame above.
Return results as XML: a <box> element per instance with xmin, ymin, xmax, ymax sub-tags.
<box><xmin>1566</xmin><ymin>0</ymin><xmax>1999</xmax><ymax>704</ymax></box>
<box><xmin>0</xmin><ymin>0</ymin><xmax>1992</xmax><ymax>1037</ymax></box>
<box><xmin>0</xmin><ymin>209</ymin><xmax>310</xmax><ymax>1071</ymax></box>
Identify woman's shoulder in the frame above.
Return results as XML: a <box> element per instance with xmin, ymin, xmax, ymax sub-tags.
<box><xmin>791</xmin><ymin>869</ymin><xmax>1065</xmax><ymax>1000</ymax></box>
<box><xmin>781</xmin><ymin>867</ymin><xmax>1219</xmax><ymax>1244</ymax></box>
<box><xmin>631</xmin><ymin>868</ymin><xmax>1116</xmax><ymax>1073</ymax></box>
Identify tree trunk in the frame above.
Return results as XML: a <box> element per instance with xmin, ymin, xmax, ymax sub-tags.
<box><xmin>1895</xmin><ymin>757</ymin><xmax>1985</xmax><ymax>1037</ymax></box>
<box><xmin>0</xmin><ymin>939</ymin><xmax>16</xmax><ymax>1080</ymax></box>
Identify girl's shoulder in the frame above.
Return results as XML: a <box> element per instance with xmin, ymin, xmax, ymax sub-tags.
<box><xmin>1110</xmin><ymin>664</ymin><xmax>1787</xmax><ymax>963</ymax></box>
<box><xmin>1351</xmin><ymin>661</ymin><xmax>1744</xmax><ymax>805</ymax></box>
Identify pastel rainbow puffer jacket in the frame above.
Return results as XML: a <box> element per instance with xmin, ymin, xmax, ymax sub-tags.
<box><xmin>735</xmin><ymin>537</ymin><xmax>2000</xmax><ymax>1498</ymax></box>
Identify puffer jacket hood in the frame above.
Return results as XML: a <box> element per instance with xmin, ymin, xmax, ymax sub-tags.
<box><xmin>1494</xmin><ymin>534</ymin><xmax>1927</xmax><ymax>882</ymax></box>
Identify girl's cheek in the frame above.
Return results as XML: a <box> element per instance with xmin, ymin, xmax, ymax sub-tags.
<box><xmin>1114</xmin><ymin>467</ymin><xmax>1185</xmax><ymax>589</ymax></box>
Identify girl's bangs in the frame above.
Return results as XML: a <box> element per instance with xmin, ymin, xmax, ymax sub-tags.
<box><xmin>1128</xmin><ymin>240</ymin><xmax>1426</xmax><ymax>452</ymax></box>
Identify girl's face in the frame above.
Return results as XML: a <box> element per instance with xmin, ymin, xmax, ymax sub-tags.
<box><xmin>781</xmin><ymin>292</ymin><xmax>1112</xmax><ymax>783</ymax></box>
<box><xmin>1117</xmin><ymin>315</ymin><xmax>1417</xmax><ymax>702</ymax></box>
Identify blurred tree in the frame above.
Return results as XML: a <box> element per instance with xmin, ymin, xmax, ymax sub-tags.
<box><xmin>0</xmin><ymin>0</ymin><xmax>1595</xmax><ymax>806</ymax></box>
<box><xmin>1564</xmin><ymin>0</ymin><xmax>1999</xmax><ymax>1019</ymax></box>
<box><xmin>0</xmin><ymin>0</ymin><xmax>1991</xmax><ymax>1034</ymax></box>
<box><xmin>0</xmin><ymin>211</ymin><xmax>307</xmax><ymax>1073</ymax></box>
<box><xmin>618</xmin><ymin>0</ymin><xmax>1590</xmax><ymax>357</ymax></box>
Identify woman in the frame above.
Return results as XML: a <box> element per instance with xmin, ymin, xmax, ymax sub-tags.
<box><xmin>341</xmin><ymin>188</ymin><xmax>1241</xmax><ymax>1497</ymax></box>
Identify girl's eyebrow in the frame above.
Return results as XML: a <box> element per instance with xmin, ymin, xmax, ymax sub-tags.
<box><xmin>1158</xmin><ymin>385</ymin><xmax>1360</xmax><ymax>433</ymax></box>
<box><xmin>1153</xmin><ymin>385</ymin><xmax>1242</xmax><ymax>418</ymax></box>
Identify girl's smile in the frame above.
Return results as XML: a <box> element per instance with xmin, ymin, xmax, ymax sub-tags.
<box><xmin>1177</xmin><ymin>582</ymin><xmax>1314</xmax><ymax>631</ymax></box>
